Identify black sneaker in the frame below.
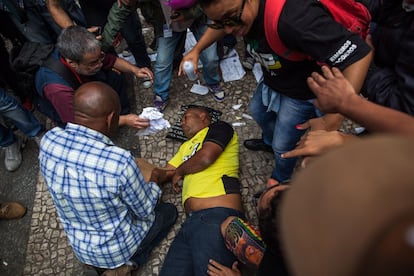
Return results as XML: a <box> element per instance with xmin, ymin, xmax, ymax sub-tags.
<box><xmin>243</xmin><ymin>139</ymin><xmax>273</xmax><ymax>153</ymax></box>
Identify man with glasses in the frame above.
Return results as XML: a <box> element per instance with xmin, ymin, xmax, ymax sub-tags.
<box><xmin>35</xmin><ymin>25</ymin><xmax>153</xmax><ymax>129</ymax></box>
<box><xmin>180</xmin><ymin>0</ymin><xmax>372</xmax><ymax>186</ymax></box>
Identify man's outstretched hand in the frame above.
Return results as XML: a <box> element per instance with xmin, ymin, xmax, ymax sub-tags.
<box><xmin>308</xmin><ymin>66</ymin><xmax>358</xmax><ymax>114</ymax></box>
<box><xmin>149</xmin><ymin>167</ymin><xmax>175</xmax><ymax>185</ymax></box>
<box><xmin>172</xmin><ymin>172</ymin><xmax>183</xmax><ymax>193</ymax></box>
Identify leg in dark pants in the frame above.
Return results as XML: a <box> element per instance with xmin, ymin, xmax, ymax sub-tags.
<box><xmin>131</xmin><ymin>202</ymin><xmax>178</xmax><ymax>265</ymax></box>
<box><xmin>120</xmin><ymin>12</ymin><xmax>151</xmax><ymax>68</ymax></box>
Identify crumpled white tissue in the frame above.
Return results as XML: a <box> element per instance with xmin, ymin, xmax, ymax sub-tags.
<box><xmin>135</xmin><ymin>107</ymin><xmax>171</xmax><ymax>136</ymax></box>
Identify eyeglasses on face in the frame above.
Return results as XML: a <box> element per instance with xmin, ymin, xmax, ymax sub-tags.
<box><xmin>207</xmin><ymin>0</ymin><xmax>246</xmax><ymax>30</ymax></box>
<box><xmin>80</xmin><ymin>51</ymin><xmax>105</xmax><ymax>68</ymax></box>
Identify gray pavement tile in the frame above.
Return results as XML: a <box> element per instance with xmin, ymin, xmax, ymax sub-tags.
<box><xmin>20</xmin><ymin>33</ymin><xmax>359</xmax><ymax>276</ymax></box>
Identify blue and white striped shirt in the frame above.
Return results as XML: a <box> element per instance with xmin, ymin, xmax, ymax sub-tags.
<box><xmin>39</xmin><ymin>123</ymin><xmax>161</xmax><ymax>268</ymax></box>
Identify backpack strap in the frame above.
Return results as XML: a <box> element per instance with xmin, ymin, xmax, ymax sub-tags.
<box><xmin>264</xmin><ymin>0</ymin><xmax>370</xmax><ymax>62</ymax></box>
<box><xmin>42</xmin><ymin>56</ymin><xmax>82</xmax><ymax>90</ymax></box>
<box><xmin>264</xmin><ymin>0</ymin><xmax>308</xmax><ymax>61</ymax></box>
<box><xmin>319</xmin><ymin>0</ymin><xmax>371</xmax><ymax>39</ymax></box>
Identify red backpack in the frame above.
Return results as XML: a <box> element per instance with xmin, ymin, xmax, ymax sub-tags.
<box><xmin>264</xmin><ymin>0</ymin><xmax>371</xmax><ymax>61</ymax></box>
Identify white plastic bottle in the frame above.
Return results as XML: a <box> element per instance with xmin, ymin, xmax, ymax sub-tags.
<box><xmin>183</xmin><ymin>61</ymin><xmax>198</xmax><ymax>81</ymax></box>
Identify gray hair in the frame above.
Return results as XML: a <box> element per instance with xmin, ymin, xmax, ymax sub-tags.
<box><xmin>57</xmin><ymin>25</ymin><xmax>101</xmax><ymax>62</ymax></box>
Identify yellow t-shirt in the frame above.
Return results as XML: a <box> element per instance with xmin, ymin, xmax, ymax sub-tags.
<box><xmin>168</xmin><ymin>121</ymin><xmax>239</xmax><ymax>205</ymax></box>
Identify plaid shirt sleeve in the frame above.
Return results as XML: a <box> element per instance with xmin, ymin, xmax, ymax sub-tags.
<box><xmin>119</xmin><ymin>154</ymin><xmax>161</xmax><ymax>219</ymax></box>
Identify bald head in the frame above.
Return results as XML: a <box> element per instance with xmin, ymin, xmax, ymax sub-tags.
<box><xmin>74</xmin><ymin>82</ymin><xmax>121</xmax><ymax>136</ymax></box>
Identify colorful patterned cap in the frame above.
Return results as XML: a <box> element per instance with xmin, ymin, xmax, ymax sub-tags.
<box><xmin>223</xmin><ymin>217</ymin><xmax>266</xmax><ymax>269</ymax></box>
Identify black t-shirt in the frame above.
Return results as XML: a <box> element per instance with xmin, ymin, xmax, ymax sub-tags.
<box><xmin>245</xmin><ymin>0</ymin><xmax>371</xmax><ymax>100</ymax></box>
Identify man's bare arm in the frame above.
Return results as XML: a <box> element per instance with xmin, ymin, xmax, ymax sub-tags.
<box><xmin>323</xmin><ymin>50</ymin><xmax>374</xmax><ymax>130</ymax></box>
<box><xmin>46</xmin><ymin>0</ymin><xmax>75</xmax><ymax>28</ymax></box>
<box><xmin>175</xmin><ymin>141</ymin><xmax>223</xmax><ymax>177</ymax></box>
<box><xmin>282</xmin><ymin>130</ymin><xmax>356</xmax><ymax>159</ymax></box>
<box><xmin>342</xmin><ymin>50</ymin><xmax>373</xmax><ymax>94</ymax></box>
<box><xmin>299</xmin><ymin>50</ymin><xmax>373</xmax><ymax>131</ymax></box>
<box><xmin>309</xmin><ymin>66</ymin><xmax>414</xmax><ymax>138</ymax></box>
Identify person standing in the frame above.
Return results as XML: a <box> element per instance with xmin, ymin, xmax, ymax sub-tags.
<box><xmin>0</xmin><ymin>87</ymin><xmax>43</xmax><ymax>171</ymax></box>
<box><xmin>153</xmin><ymin>2</ymin><xmax>225</xmax><ymax>112</ymax></box>
<box><xmin>180</xmin><ymin>0</ymin><xmax>372</xmax><ymax>184</ymax></box>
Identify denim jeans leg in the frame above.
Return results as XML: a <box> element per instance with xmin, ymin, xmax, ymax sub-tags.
<box><xmin>154</xmin><ymin>33</ymin><xmax>182</xmax><ymax>100</ymax></box>
<box><xmin>159</xmin><ymin>223</ymin><xmax>193</xmax><ymax>276</ymax></box>
<box><xmin>0</xmin><ymin>88</ymin><xmax>42</xmax><ymax>139</ymax></box>
<box><xmin>249</xmin><ymin>81</ymin><xmax>276</xmax><ymax>145</ymax></box>
<box><xmin>131</xmin><ymin>202</ymin><xmax>177</xmax><ymax>266</ymax></box>
<box><xmin>120</xmin><ymin>12</ymin><xmax>151</xmax><ymax>68</ymax></box>
<box><xmin>191</xmin><ymin>23</ymin><xmax>220</xmax><ymax>85</ymax></box>
<box><xmin>0</xmin><ymin>124</ymin><xmax>15</xmax><ymax>147</ymax></box>
<box><xmin>160</xmin><ymin>208</ymin><xmax>243</xmax><ymax>276</ymax></box>
<box><xmin>272</xmin><ymin>96</ymin><xmax>317</xmax><ymax>182</ymax></box>
<box><xmin>189</xmin><ymin>208</ymin><xmax>242</xmax><ymax>275</ymax></box>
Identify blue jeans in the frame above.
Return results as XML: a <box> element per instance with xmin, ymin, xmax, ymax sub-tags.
<box><xmin>249</xmin><ymin>79</ymin><xmax>323</xmax><ymax>182</ymax></box>
<box><xmin>0</xmin><ymin>88</ymin><xmax>43</xmax><ymax>147</ymax></box>
<box><xmin>159</xmin><ymin>207</ymin><xmax>244</xmax><ymax>276</ymax></box>
<box><xmin>130</xmin><ymin>202</ymin><xmax>177</xmax><ymax>266</ymax></box>
<box><xmin>154</xmin><ymin>19</ymin><xmax>220</xmax><ymax>100</ymax></box>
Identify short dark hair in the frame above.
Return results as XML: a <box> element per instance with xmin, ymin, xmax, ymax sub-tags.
<box><xmin>186</xmin><ymin>105</ymin><xmax>212</xmax><ymax>121</ymax></box>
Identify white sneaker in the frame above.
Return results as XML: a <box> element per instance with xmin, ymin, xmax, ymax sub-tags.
<box><xmin>4</xmin><ymin>140</ymin><xmax>22</xmax><ymax>172</ymax></box>
<box><xmin>142</xmin><ymin>78</ymin><xmax>152</xmax><ymax>89</ymax></box>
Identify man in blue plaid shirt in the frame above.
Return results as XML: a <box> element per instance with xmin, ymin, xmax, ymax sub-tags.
<box><xmin>38</xmin><ymin>81</ymin><xmax>177</xmax><ymax>273</ymax></box>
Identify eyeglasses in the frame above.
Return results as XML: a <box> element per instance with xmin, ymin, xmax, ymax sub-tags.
<box><xmin>207</xmin><ymin>0</ymin><xmax>246</xmax><ymax>29</ymax></box>
<box><xmin>80</xmin><ymin>51</ymin><xmax>105</xmax><ymax>68</ymax></box>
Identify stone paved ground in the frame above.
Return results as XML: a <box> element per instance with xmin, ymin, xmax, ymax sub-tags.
<box><xmin>20</xmin><ymin>20</ymin><xmax>359</xmax><ymax>275</ymax></box>
<box><xmin>22</xmin><ymin>39</ymin><xmax>278</xmax><ymax>275</ymax></box>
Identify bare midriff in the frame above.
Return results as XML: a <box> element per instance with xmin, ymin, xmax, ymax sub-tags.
<box><xmin>184</xmin><ymin>194</ymin><xmax>243</xmax><ymax>214</ymax></box>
